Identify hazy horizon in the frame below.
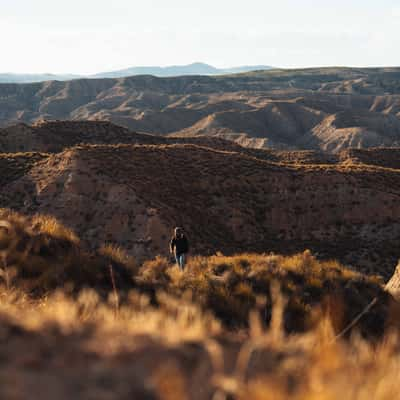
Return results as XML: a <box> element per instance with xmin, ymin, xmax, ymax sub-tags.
<box><xmin>2</xmin><ymin>0</ymin><xmax>400</xmax><ymax>75</ymax></box>
<box><xmin>3</xmin><ymin>62</ymin><xmax>400</xmax><ymax>78</ymax></box>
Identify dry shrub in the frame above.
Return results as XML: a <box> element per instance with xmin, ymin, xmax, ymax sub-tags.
<box><xmin>99</xmin><ymin>243</ymin><xmax>137</xmax><ymax>271</ymax></box>
<box><xmin>138</xmin><ymin>256</ymin><xmax>171</xmax><ymax>285</ymax></box>
<box><xmin>31</xmin><ymin>213</ymin><xmax>79</xmax><ymax>243</ymax></box>
<box><xmin>134</xmin><ymin>251</ymin><xmax>388</xmax><ymax>336</ymax></box>
<box><xmin>0</xmin><ymin>209</ymin><xmax>133</xmax><ymax>293</ymax></box>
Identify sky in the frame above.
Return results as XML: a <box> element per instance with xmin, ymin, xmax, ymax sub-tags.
<box><xmin>1</xmin><ymin>0</ymin><xmax>400</xmax><ymax>74</ymax></box>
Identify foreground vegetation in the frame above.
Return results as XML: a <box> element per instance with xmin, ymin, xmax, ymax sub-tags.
<box><xmin>1</xmin><ymin>285</ymin><xmax>400</xmax><ymax>399</ymax></box>
<box><xmin>1</xmin><ymin>209</ymin><xmax>400</xmax><ymax>399</ymax></box>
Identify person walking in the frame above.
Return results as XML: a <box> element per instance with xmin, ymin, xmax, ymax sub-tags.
<box><xmin>169</xmin><ymin>227</ymin><xmax>189</xmax><ymax>271</ymax></box>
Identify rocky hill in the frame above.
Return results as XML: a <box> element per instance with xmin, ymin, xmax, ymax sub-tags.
<box><xmin>1</xmin><ymin>68</ymin><xmax>400</xmax><ymax>152</ymax></box>
<box><xmin>1</xmin><ymin>141</ymin><xmax>400</xmax><ymax>278</ymax></box>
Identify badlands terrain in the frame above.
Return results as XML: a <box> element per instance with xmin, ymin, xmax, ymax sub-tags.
<box><xmin>1</xmin><ymin>120</ymin><xmax>400</xmax><ymax>278</ymax></box>
<box><xmin>1</xmin><ymin>67</ymin><xmax>400</xmax><ymax>152</ymax></box>
<box><xmin>1</xmin><ymin>68</ymin><xmax>400</xmax><ymax>399</ymax></box>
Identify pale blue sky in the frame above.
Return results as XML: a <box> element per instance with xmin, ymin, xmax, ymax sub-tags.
<box><xmin>1</xmin><ymin>0</ymin><xmax>399</xmax><ymax>74</ymax></box>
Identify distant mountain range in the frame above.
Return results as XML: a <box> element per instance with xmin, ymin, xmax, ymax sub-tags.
<box><xmin>0</xmin><ymin>73</ymin><xmax>81</xmax><ymax>84</ymax></box>
<box><xmin>0</xmin><ymin>62</ymin><xmax>273</xmax><ymax>83</ymax></box>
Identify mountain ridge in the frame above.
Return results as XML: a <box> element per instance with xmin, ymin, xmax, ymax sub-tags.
<box><xmin>0</xmin><ymin>62</ymin><xmax>273</xmax><ymax>83</ymax></box>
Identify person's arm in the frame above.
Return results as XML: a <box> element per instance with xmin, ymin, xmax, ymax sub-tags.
<box><xmin>170</xmin><ymin>238</ymin><xmax>175</xmax><ymax>253</ymax></box>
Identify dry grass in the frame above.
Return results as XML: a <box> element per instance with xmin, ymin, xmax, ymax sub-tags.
<box><xmin>0</xmin><ymin>210</ymin><xmax>390</xmax><ymax>335</ymax></box>
<box><xmin>0</xmin><ymin>209</ymin><xmax>134</xmax><ymax>294</ymax></box>
<box><xmin>0</xmin><ymin>210</ymin><xmax>399</xmax><ymax>399</ymax></box>
<box><xmin>0</xmin><ymin>283</ymin><xmax>399</xmax><ymax>399</ymax></box>
<box><xmin>136</xmin><ymin>251</ymin><xmax>388</xmax><ymax>336</ymax></box>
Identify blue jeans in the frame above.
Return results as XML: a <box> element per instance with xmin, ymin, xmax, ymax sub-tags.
<box><xmin>175</xmin><ymin>253</ymin><xmax>186</xmax><ymax>271</ymax></box>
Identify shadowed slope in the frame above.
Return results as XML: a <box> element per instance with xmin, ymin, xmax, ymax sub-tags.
<box><xmin>0</xmin><ymin>120</ymin><xmax>244</xmax><ymax>154</ymax></box>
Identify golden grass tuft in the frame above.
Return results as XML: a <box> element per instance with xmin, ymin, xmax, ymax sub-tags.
<box><xmin>99</xmin><ymin>243</ymin><xmax>137</xmax><ymax>270</ymax></box>
<box><xmin>31</xmin><ymin>213</ymin><xmax>79</xmax><ymax>243</ymax></box>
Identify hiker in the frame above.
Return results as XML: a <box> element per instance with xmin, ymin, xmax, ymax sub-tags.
<box><xmin>169</xmin><ymin>227</ymin><xmax>189</xmax><ymax>271</ymax></box>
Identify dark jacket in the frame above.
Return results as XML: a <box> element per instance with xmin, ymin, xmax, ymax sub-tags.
<box><xmin>170</xmin><ymin>235</ymin><xmax>189</xmax><ymax>255</ymax></box>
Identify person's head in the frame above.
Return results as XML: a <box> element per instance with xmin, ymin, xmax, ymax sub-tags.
<box><xmin>174</xmin><ymin>227</ymin><xmax>183</xmax><ymax>238</ymax></box>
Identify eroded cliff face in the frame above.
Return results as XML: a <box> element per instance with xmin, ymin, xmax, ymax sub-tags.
<box><xmin>0</xmin><ymin>149</ymin><xmax>171</xmax><ymax>263</ymax></box>
<box><xmin>261</xmin><ymin>170</ymin><xmax>400</xmax><ymax>275</ymax></box>
<box><xmin>1</xmin><ymin>143</ymin><xmax>399</xmax><ymax>276</ymax></box>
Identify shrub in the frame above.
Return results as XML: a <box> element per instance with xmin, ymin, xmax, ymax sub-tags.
<box><xmin>0</xmin><ymin>209</ymin><xmax>133</xmax><ymax>294</ymax></box>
